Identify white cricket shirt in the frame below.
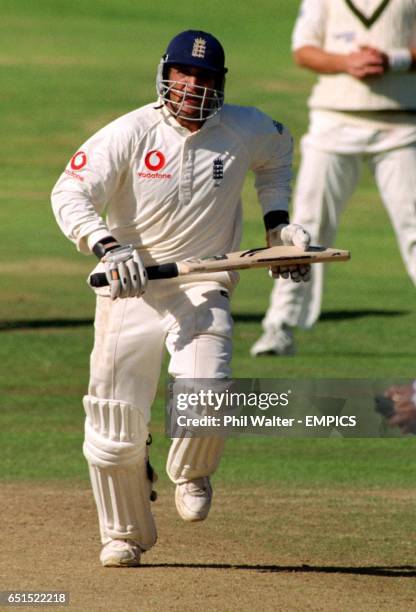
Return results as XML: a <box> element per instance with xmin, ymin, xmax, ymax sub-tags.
<box><xmin>292</xmin><ymin>0</ymin><xmax>416</xmax><ymax>152</ymax></box>
<box><xmin>51</xmin><ymin>103</ymin><xmax>293</xmax><ymax>269</ymax></box>
<box><xmin>292</xmin><ymin>0</ymin><xmax>416</xmax><ymax>111</ymax></box>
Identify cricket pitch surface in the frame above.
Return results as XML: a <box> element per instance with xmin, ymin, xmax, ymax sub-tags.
<box><xmin>2</xmin><ymin>482</ymin><xmax>416</xmax><ymax>611</ymax></box>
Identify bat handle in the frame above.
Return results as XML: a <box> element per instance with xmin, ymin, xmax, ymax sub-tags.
<box><xmin>89</xmin><ymin>263</ymin><xmax>179</xmax><ymax>287</ymax></box>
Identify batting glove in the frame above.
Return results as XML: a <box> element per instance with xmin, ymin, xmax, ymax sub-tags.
<box><xmin>102</xmin><ymin>244</ymin><xmax>148</xmax><ymax>300</ymax></box>
<box><xmin>268</xmin><ymin>223</ymin><xmax>311</xmax><ymax>282</ymax></box>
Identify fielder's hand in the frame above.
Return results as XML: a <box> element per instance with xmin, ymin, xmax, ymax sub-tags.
<box><xmin>268</xmin><ymin>223</ymin><xmax>311</xmax><ymax>282</ymax></box>
<box><xmin>102</xmin><ymin>244</ymin><xmax>148</xmax><ymax>300</ymax></box>
<box><xmin>385</xmin><ymin>383</ymin><xmax>415</xmax><ymax>404</ymax></box>
<box><xmin>344</xmin><ymin>46</ymin><xmax>386</xmax><ymax>79</ymax></box>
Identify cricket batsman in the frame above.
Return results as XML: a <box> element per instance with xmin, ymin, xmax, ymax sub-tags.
<box><xmin>51</xmin><ymin>30</ymin><xmax>310</xmax><ymax>567</ymax></box>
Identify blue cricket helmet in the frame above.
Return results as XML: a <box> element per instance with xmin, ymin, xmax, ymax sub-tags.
<box><xmin>163</xmin><ymin>30</ymin><xmax>228</xmax><ymax>75</ymax></box>
<box><xmin>156</xmin><ymin>30</ymin><xmax>227</xmax><ymax>122</ymax></box>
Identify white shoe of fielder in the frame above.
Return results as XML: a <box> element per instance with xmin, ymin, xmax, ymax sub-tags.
<box><xmin>175</xmin><ymin>477</ymin><xmax>213</xmax><ymax>522</ymax></box>
<box><xmin>100</xmin><ymin>539</ymin><xmax>142</xmax><ymax>567</ymax></box>
<box><xmin>250</xmin><ymin>324</ymin><xmax>296</xmax><ymax>356</ymax></box>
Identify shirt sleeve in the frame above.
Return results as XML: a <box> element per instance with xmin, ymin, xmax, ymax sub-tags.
<box><xmin>51</xmin><ymin>119</ymin><xmax>134</xmax><ymax>254</ymax></box>
<box><xmin>292</xmin><ymin>0</ymin><xmax>327</xmax><ymax>50</ymax></box>
<box><xmin>250</xmin><ymin>118</ymin><xmax>294</xmax><ymax>217</ymax></box>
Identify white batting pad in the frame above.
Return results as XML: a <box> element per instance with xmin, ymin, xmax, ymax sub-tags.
<box><xmin>166</xmin><ymin>436</ymin><xmax>225</xmax><ymax>484</ymax></box>
<box><xmin>83</xmin><ymin>395</ymin><xmax>157</xmax><ymax>549</ymax></box>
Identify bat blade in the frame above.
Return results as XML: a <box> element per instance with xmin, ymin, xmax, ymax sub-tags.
<box><xmin>89</xmin><ymin>245</ymin><xmax>350</xmax><ymax>287</ymax></box>
<box><xmin>177</xmin><ymin>245</ymin><xmax>350</xmax><ymax>274</ymax></box>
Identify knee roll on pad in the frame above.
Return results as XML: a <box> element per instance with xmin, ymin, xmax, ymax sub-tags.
<box><xmin>83</xmin><ymin>395</ymin><xmax>157</xmax><ymax>549</ymax></box>
<box><xmin>83</xmin><ymin>395</ymin><xmax>147</xmax><ymax>467</ymax></box>
<box><xmin>166</xmin><ymin>436</ymin><xmax>225</xmax><ymax>484</ymax></box>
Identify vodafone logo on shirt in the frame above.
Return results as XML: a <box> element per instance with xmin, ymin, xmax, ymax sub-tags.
<box><xmin>139</xmin><ymin>150</ymin><xmax>171</xmax><ymax>179</ymax></box>
<box><xmin>70</xmin><ymin>151</ymin><xmax>87</xmax><ymax>170</ymax></box>
<box><xmin>145</xmin><ymin>150</ymin><xmax>165</xmax><ymax>171</ymax></box>
<box><xmin>65</xmin><ymin>151</ymin><xmax>87</xmax><ymax>181</ymax></box>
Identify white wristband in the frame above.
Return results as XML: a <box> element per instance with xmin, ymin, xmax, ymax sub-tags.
<box><xmin>387</xmin><ymin>48</ymin><xmax>412</xmax><ymax>72</ymax></box>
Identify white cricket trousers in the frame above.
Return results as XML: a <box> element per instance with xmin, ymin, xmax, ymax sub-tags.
<box><xmin>84</xmin><ymin>280</ymin><xmax>232</xmax><ymax>546</ymax></box>
<box><xmin>89</xmin><ymin>280</ymin><xmax>233</xmax><ymax>411</ymax></box>
<box><xmin>263</xmin><ymin>141</ymin><xmax>416</xmax><ymax>331</ymax></box>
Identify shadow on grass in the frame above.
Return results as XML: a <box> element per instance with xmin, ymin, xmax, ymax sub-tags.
<box><xmin>0</xmin><ymin>318</ymin><xmax>93</xmax><ymax>331</ymax></box>
<box><xmin>144</xmin><ymin>562</ymin><xmax>416</xmax><ymax>577</ymax></box>
<box><xmin>320</xmin><ymin>310</ymin><xmax>410</xmax><ymax>322</ymax></box>
<box><xmin>0</xmin><ymin>309</ymin><xmax>410</xmax><ymax>331</ymax></box>
<box><xmin>233</xmin><ymin>309</ymin><xmax>409</xmax><ymax>324</ymax></box>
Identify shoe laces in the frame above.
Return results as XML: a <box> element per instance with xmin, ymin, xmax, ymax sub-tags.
<box><xmin>185</xmin><ymin>478</ymin><xmax>209</xmax><ymax>496</ymax></box>
<box><xmin>110</xmin><ymin>539</ymin><xmax>141</xmax><ymax>552</ymax></box>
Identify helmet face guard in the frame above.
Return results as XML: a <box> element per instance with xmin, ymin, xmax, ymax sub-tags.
<box><xmin>156</xmin><ymin>30</ymin><xmax>227</xmax><ymax>121</ymax></box>
<box><xmin>157</xmin><ymin>70</ymin><xmax>224</xmax><ymax>122</ymax></box>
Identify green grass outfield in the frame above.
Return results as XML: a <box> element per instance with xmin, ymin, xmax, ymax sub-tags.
<box><xmin>1</xmin><ymin>0</ymin><xmax>416</xmax><ymax>489</ymax></box>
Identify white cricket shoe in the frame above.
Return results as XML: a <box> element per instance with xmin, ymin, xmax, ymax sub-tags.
<box><xmin>175</xmin><ymin>477</ymin><xmax>213</xmax><ymax>522</ymax></box>
<box><xmin>100</xmin><ymin>539</ymin><xmax>142</xmax><ymax>567</ymax></box>
<box><xmin>250</xmin><ymin>324</ymin><xmax>296</xmax><ymax>356</ymax></box>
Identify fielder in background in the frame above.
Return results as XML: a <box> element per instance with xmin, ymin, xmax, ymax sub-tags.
<box><xmin>51</xmin><ymin>30</ymin><xmax>310</xmax><ymax>567</ymax></box>
<box><xmin>251</xmin><ymin>0</ymin><xmax>416</xmax><ymax>357</ymax></box>
<box><xmin>385</xmin><ymin>381</ymin><xmax>416</xmax><ymax>433</ymax></box>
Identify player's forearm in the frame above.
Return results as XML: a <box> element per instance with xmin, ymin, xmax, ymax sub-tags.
<box><xmin>254</xmin><ymin>125</ymin><xmax>293</xmax><ymax>221</ymax></box>
<box><xmin>295</xmin><ymin>44</ymin><xmax>416</xmax><ymax>76</ymax></box>
<box><xmin>51</xmin><ymin>187</ymin><xmax>111</xmax><ymax>255</ymax></box>
<box><xmin>293</xmin><ymin>46</ymin><xmax>348</xmax><ymax>74</ymax></box>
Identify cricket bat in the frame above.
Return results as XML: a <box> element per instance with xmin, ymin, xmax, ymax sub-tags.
<box><xmin>89</xmin><ymin>245</ymin><xmax>350</xmax><ymax>287</ymax></box>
